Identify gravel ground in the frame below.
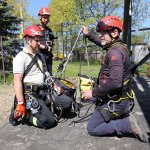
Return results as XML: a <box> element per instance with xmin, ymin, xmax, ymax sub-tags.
<box><xmin>0</xmin><ymin>84</ymin><xmax>14</xmax><ymax>126</ymax></box>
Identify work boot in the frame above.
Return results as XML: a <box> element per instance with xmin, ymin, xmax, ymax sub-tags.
<box><xmin>9</xmin><ymin>107</ymin><xmax>20</xmax><ymax>126</ymax></box>
<box><xmin>129</xmin><ymin>114</ymin><xmax>147</xmax><ymax>143</ymax></box>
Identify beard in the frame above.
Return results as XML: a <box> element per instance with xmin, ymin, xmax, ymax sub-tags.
<box><xmin>100</xmin><ymin>40</ymin><xmax>107</xmax><ymax>46</ymax></box>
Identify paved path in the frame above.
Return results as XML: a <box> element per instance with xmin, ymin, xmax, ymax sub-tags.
<box><xmin>0</xmin><ymin>77</ymin><xmax>150</xmax><ymax>150</ymax></box>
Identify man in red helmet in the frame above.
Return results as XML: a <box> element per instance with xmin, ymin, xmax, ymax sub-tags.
<box><xmin>9</xmin><ymin>25</ymin><xmax>57</xmax><ymax>129</ymax></box>
<box><xmin>81</xmin><ymin>16</ymin><xmax>147</xmax><ymax>142</ymax></box>
<box><xmin>37</xmin><ymin>7</ymin><xmax>56</xmax><ymax>75</ymax></box>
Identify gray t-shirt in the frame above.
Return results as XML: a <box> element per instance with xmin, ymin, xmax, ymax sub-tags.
<box><xmin>13</xmin><ymin>47</ymin><xmax>45</xmax><ymax>86</ymax></box>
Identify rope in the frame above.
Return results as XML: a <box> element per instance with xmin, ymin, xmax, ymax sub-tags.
<box><xmin>83</xmin><ymin>36</ymin><xmax>90</xmax><ymax>72</ymax></box>
<box><xmin>53</xmin><ymin>28</ymin><xmax>83</xmax><ymax>78</ymax></box>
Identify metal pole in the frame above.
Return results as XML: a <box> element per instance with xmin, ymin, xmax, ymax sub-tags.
<box><xmin>123</xmin><ymin>0</ymin><xmax>130</xmax><ymax>44</ymax></box>
<box><xmin>0</xmin><ymin>36</ymin><xmax>6</xmax><ymax>82</ymax></box>
<box><xmin>128</xmin><ymin>0</ymin><xmax>132</xmax><ymax>51</ymax></box>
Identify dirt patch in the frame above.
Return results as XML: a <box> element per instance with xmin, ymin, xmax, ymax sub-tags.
<box><xmin>0</xmin><ymin>84</ymin><xmax>14</xmax><ymax>126</ymax></box>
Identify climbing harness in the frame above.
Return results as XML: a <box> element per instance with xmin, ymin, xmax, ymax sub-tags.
<box><xmin>107</xmin><ymin>89</ymin><xmax>135</xmax><ymax>113</ymax></box>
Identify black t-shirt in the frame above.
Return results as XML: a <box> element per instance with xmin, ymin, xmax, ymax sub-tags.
<box><xmin>36</xmin><ymin>24</ymin><xmax>55</xmax><ymax>63</ymax></box>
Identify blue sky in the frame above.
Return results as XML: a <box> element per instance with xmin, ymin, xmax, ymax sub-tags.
<box><xmin>27</xmin><ymin>0</ymin><xmax>51</xmax><ymax>17</ymax></box>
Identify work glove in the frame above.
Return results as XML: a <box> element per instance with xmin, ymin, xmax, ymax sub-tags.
<box><xmin>14</xmin><ymin>101</ymin><xmax>25</xmax><ymax>120</ymax></box>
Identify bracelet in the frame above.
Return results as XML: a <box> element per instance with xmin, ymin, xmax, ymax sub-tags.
<box><xmin>17</xmin><ymin>99</ymin><xmax>24</xmax><ymax>105</ymax></box>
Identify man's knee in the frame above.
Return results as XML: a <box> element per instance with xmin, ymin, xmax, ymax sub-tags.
<box><xmin>40</xmin><ymin>116</ymin><xmax>56</xmax><ymax>128</ymax></box>
<box><xmin>31</xmin><ymin>113</ymin><xmax>56</xmax><ymax>129</ymax></box>
<box><xmin>87</xmin><ymin>124</ymin><xmax>95</xmax><ymax>136</ymax></box>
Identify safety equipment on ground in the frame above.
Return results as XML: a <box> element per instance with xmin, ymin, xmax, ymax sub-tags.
<box><xmin>52</xmin><ymin>78</ymin><xmax>76</xmax><ymax>108</ymax></box>
<box><xmin>14</xmin><ymin>101</ymin><xmax>25</xmax><ymax>120</ymax></box>
<box><xmin>53</xmin><ymin>78</ymin><xmax>76</xmax><ymax>97</ymax></box>
<box><xmin>78</xmin><ymin>74</ymin><xmax>97</xmax><ymax>101</ymax></box>
<box><xmin>78</xmin><ymin>74</ymin><xmax>97</xmax><ymax>91</ymax></box>
<box><xmin>96</xmin><ymin>16</ymin><xmax>123</xmax><ymax>32</ymax></box>
<box><xmin>45</xmin><ymin>77</ymin><xmax>77</xmax><ymax>121</ymax></box>
<box><xmin>38</xmin><ymin>7</ymin><xmax>50</xmax><ymax>16</ymax></box>
<box><xmin>68</xmin><ymin>74</ymin><xmax>97</xmax><ymax>126</ymax></box>
<box><xmin>23</xmin><ymin>25</ymin><xmax>43</xmax><ymax>38</ymax></box>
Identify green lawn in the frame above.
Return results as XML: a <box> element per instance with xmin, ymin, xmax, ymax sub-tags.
<box><xmin>137</xmin><ymin>63</ymin><xmax>149</xmax><ymax>73</ymax></box>
<box><xmin>52</xmin><ymin>60</ymin><xmax>101</xmax><ymax>79</ymax></box>
<box><xmin>0</xmin><ymin>61</ymin><xmax>149</xmax><ymax>85</ymax></box>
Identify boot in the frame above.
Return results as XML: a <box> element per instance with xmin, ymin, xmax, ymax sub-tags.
<box><xmin>9</xmin><ymin>107</ymin><xmax>20</xmax><ymax>126</ymax></box>
<box><xmin>129</xmin><ymin>114</ymin><xmax>147</xmax><ymax>143</ymax></box>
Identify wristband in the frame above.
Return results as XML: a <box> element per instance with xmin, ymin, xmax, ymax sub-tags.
<box><xmin>17</xmin><ymin>99</ymin><xmax>24</xmax><ymax>105</ymax></box>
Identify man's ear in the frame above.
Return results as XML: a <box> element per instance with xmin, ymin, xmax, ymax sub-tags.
<box><xmin>111</xmin><ymin>29</ymin><xmax>119</xmax><ymax>38</ymax></box>
<box><xmin>25</xmin><ymin>37</ymin><xmax>32</xmax><ymax>44</ymax></box>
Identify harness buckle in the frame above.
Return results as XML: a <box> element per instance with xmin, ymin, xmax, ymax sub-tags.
<box><xmin>107</xmin><ymin>100</ymin><xmax>115</xmax><ymax>112</ymax></box>
<box><xmin>28</xmin><ymin>84</ymin><xmax>33</xmax><ymax>91</ymax></box>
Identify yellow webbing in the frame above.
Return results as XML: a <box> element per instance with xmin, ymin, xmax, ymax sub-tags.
<box><xmin>108</xmin><ymin>42</ymin><xmax>130</xmax><ymax>55</ymax></box>
<box><xmin>60</xmin><ymin>79</ymin><xmax>76</xmax><ymax>89</ymax></box>
<box><xmin>110</xmin><ymin>89</ymin><xmax>135</xmax><ymax>104</ymax></box>
<box><xmin>32</xmin><ymin>117</ymin><xmax>38</xmax><ymax>126</ymax></box>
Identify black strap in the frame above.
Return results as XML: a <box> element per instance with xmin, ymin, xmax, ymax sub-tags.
<box><xmin>36</xmin><ymin>54</ymin><xmax>48</xmax><ymax>74</ymax></box>
<box><xmin>22</xmin><ymin>54</ymin><xmax>38</xmax><ymax>80</ymax></box>
<box><xmin>22</xmin><ymin>52</ymin><xmax>49</xmax><ymax>80</ymax></box>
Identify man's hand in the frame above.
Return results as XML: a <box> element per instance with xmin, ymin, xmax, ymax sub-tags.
<box><xmin>39</xmin><ymin>43</ymin><xmax>46</xmax><ymax>49</ymax></box>
<box><xmin>81</xmin><ymin>89</ymin><xmax>92</xmax><ymax>100</ymax></box>
<box><xmin>46</xmin><ymin>41</ymin><xmax>54</xmax><ymax>47</ymax></box>
<box><xmin>14</xmin><ymin>101</ymin><xmax>25</xmax><ymax>119</ymax></box>
<box><xmin>82</xmin><ymin>26</ymin><xmax>90</xmax><ymax>35</ymax></box>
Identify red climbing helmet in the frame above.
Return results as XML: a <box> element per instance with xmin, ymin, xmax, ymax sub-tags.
<box><xmin>96</xmin><ymin>16</ymin><xmax>123</xmax><ymax>32</ymax></box>
<box><xmin>38</xmin><ymin>7</ymin><xmax>51</xmax><ymax>16</ymax></box>
<box><xmin>23</xmin><ymin>25</ymin><xmax>43</xmax><ymax>38</ymax></box>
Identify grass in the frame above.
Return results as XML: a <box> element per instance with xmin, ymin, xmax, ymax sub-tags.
<box><xmin>52</xmin><ymin>60</ymin><xmax>101</xmax><ymax>79</ymax></box>
<box><xmin>0</xmin><ymin>72</ymin><xmax>13</xmax><ymax>85</ymax></box>
<box><xmin>0</xmin><ymin>61</ymin><xmax>149</xmax><ymax>85</ymax></box>
<box><xmin>136</xmin><ymin>63</ymin><xmax>149</xmax><ymax>73</ymax></box>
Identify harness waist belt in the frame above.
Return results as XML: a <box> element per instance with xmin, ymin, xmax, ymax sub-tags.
<box><xmin>24</xmin><ymin>84</ymin><xmax>41</xmax><ymax>92</ymax></box>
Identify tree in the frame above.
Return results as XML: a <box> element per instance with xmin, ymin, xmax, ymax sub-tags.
<box><xmin>131</xmin><ymin>34</ymin><xmax>145</xmax><ymax>45</ymax></box>
<box><xmin>132</xmin><ymin>0</ymin><xmax>150</xmax><ymax>30</ymax></box>
<box><xmin>50</xmin><ymin>0</ymin><xmax>123</xmax><ymax>30</ymax></box>
<box><xmin>49</xmin><ymin>0</ymin><xmax>123</xmax><ymax>60</ymax></box>
<box><xmin>6</xmin><ymin>0</ymin><xmax>29</xmax><ymax>21</ymax></box>
<box><xmin>49</xmin><ymin>0</ymin><xmax>150</xmax><ymax>61</ymax></box>
<box><xmin>0</xmin><ymin>0</ymin><xmax>23</xmax><ymax>70</ymax></box>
